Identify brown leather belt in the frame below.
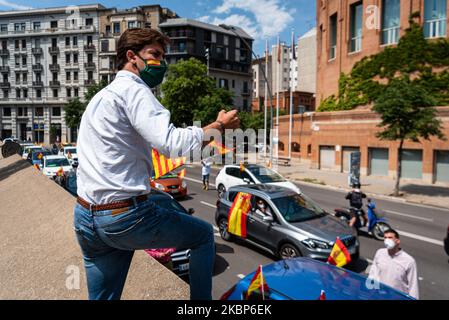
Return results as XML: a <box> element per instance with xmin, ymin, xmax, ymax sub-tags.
<box><xmin>77</xmin><ymin>194</ymin><xmax>149</xmax><ymax>212</ymax></box>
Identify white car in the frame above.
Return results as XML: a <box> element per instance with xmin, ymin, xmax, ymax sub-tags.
<box><xmin>59</xmin><ymin>146</ymin><xmax>78</xmax><ymax>164</ymax></box>
<box><xmin>215</xmin><ymin>164</ymin><xmax>300</xmax><ymax>197</ymax></box>
<box><xmin>22</xmin><ymin>145</ymin><xmax>43</xmax><ymax>160</ymax></box>
<box><xmin>42</xmin><ymin>155</ymin><xmax>73</xmax><ymax>178</ymax></box>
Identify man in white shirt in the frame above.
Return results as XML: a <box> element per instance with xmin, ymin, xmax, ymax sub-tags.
<box><xmin>201</xmin><ymin>159</ymin><xmax>212</xmax><ymax>190</ymax></box>
<box><xmin>368</xmin><ymin>229</ymin><xmax>419</xmax><ymax>299</ymax></box>
<box><xmin>74</xmin><ymin>28</ymin><xmax>239</xmax><ymax>300</ymax></box>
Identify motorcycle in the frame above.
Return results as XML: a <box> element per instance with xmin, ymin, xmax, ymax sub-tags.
<box><xmin>334</xmin><ymin>201</ymin><xmax>391</xmax><ymax>241</ymax></box>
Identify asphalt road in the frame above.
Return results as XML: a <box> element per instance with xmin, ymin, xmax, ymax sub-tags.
<box><xmin>179</xmin><ymin>165</ymin><xmax>449</xmax><ymax>300</ymax></box>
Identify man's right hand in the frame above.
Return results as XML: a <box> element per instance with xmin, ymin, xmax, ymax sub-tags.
<box><xmin>216</xmin><ymin>109</ymin><xmax>240</xmax><ymax>130</ymax></box>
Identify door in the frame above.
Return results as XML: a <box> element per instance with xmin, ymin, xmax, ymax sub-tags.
<box><xmin>320</xmin><ymin>146</ymin><xmax>335</xmax><ymax>170</ymax></box>
<box><xmin>369</xmin><ymin>148</ymin><xmax>389</xmax><ymax>176</ymax></box>
<box><xmin>342</xmin><ymin>147</ymin><xmax>360</xmax><ymax>173</ymax></box>
<box><xmin>246</xmin><ymin>197</ymin><xmax>278</xmax><ymax>251</ymax></box>
<box><xmin>401</xmin><ymin>149</ymin><xmax>423</xmax><ymax>179</ymax></box>
<box><xmin>435</xmin><ymin>150</ymin><xmax>449</xmax><ymax>183</ymax></box>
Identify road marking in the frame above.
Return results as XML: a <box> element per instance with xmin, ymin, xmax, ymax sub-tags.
<box><xmin>397</xmin><ymin>229</ymin><xmax>444</xmax><ymax>247</ymax></box>
<box><xmin>201</xmin><ymin>201</ymin><xmax>216</xmax><ymax>209</ymax></box>
<box><xmin>237</xmin><ymin>274</ymin><xmax>245</xmax><ymax>279</ymax></box>
<box><xmin>385</xmin><ymin>210</ymin><xmax>434</xmax><ymax>222</ymax></box>
<box><xmin>184</xmin><ymin>176</ymin><xmax>216</xmax><ymax>188</ymax></box>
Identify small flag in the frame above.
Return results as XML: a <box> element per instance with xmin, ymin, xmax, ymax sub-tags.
<box><xmin>240</xmin><ymin>162</ymin><xmax>245</xmax><ymax>172</ymax></box>
<box><xmin>246</xmin><ymin>265</ymin><xmax>269</xmax><ymax>300</ymax></box>
<box><xmin>318</xmin><ymin>290</ymin><xmax>326</xmax><ymax>300</ymax></box>
<box><xmin>151</xmin><ymin>149</ymin><xmax>186</xmax><ymax>180</ymax></box>
<box><xmin>178</xmin><ymin>168</ymin><xmax>186</xmax><ymax>179</ymax></box>
<box><xmin>37</xmin><ymin>153</ymin><xmax>43</xmax><ymax>160</ymax></box>
<box><xmin>327</xmin><ymin>237</ymin><xmax>351</xmax><ymax>268</ymax></box>
<box><xmin>208</xmin><ymin>140</ymin><xmax>233</xmax><ymax>155</ymax></box>
<box><xmin>34</xmin><ymin>164</ymin><xmax>40</xmax><ymax>171</ymax></box>
<box><xmin>227</xmin><ymin>192</ymin><xmax>251</xmax><ymax>238</ymax></box>
<box><xmin>56</xmin><ymin>167</ymin><xmax>64</xmax><ymax>177</ymax></box>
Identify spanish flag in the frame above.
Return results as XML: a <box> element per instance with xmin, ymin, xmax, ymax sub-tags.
<box><xmin>246</xmin><ymin>265</ymin><xmax>269</xmax><ymax>300</ymax></box>
<box><xmin>327</xmin><ymin>237</ymin><xmax>351</xmax><ymax>267</ymax></box>
<box><xmin>208</xmin><ymin>140</ymin><xmax>233</xmax><ymax>155</ymax></box>
<box><xmin>56</xmin><ymin>167</ymin><xmax>64</xmax><ymax>177</ymax></box>
<box><xmin>151</xmin><ymin>149</ymin><xmax>186</xmax><ymax>180</ymax></box>
<box><xmin>227</xmin><ymin>192</ymin><xmax>251</xmax><ymax>238</ymax></box>
<box><xmin>37</xmin><ymin>153</ymin><xmax>43</xmax><ymax>160</ymax></box>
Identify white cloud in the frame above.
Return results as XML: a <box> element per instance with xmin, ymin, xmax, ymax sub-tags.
<box><xmin>0</xmin><ymin>0</ymin><xmax>32</xmax><ymax>10</ymax></box>
<box><xmin>209</xmin><ymin>0</ymin><xmax>294</xmax><ymax>39</ymax></box>
<box><xmin>200</xmin><ymin>14</ymin><xmax>259</xmax><ymax>39</ymax></box>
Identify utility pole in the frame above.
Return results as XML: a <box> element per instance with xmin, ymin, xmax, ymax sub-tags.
<box><xmin>205</xmin><ymin>47</ymin><xmax>210</xmax><ymax>76</ymax></box>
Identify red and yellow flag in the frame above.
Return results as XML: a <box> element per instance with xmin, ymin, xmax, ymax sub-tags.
<box><xmin>56</xmin><ymin>167</ymin><xmax>64</xmax><ymax>177</ymax></box>
<box><xmin>227</xmin><ymin>192</ymin><xmax>251</xmax><ymax>238</ymax></box>
<box><xmin>178</xmin><ymin>168</ymin><xmax>186</xmax><ymax>179</ymax></box>
<box><xmin>34</xmin><ymin>164</ymin><xmax>40</xmax><ymax>171</ymax></box>
<box><xmin>208</xmin><ymin>140</ymin><xmax>233</xmax><ymax>155</ymax></box>
<box><xmin>151</xmin><ymin>149</ymin><xmax>186</xmax><ymax>180</ymax></box>
<box><xmin>37</xmin><ymin>153</ymin><xmax>43</xmax><ymax>160</ymax></box>
<box><xmin>327</xmin><ymin>237</ymin><xmax>351</xmax><ymax>267</ymax></box>
<box><xmin>240</xmin><ymin>161</ymin><xmax>245</xmax><ymax>172</ymax></box>
<box><xmin>246</xmin><ymin>265</ymin><xmax>269</xmax><ymax>300</ymax></box>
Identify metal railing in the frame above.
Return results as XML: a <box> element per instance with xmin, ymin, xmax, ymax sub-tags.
<box><xmin>425</xmin><ymin>18</ymin><xmax>447</xmax><ymax>38</ymax></box>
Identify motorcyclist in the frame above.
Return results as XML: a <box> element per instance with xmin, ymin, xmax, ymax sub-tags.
<box><xmin>345</xmin><ymin>183</ymin><xmax>367</xmax><ymax>227</ymax></box>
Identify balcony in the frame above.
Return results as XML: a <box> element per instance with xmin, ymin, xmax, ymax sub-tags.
<box><xmin>0</xmin><ymin>81</ymin><xmax>10</xmax><ymax>88</ymax></box>
<box><xmin>48</xmin><ymin>47</ymin><xmax>59</xmax><ymax>54</ymax></box>
<box><xmin>49</xmin><ymin>64</ymin><xmax>60</xmax><ymax>72</ymax></box>
<box><xmin>32</xmin><ymin>64</ymin><xmax>43</xmax><ymax>72</ymax></box>
<box><xmin>49</xmin><ymin>81</ymin><xmax>60</xmax><ymax>87</ymax></box>
<box><xmin>84</xmin><ymin>79</ymin><xmax>96</xmax><ymax>86</ymax></box>
<box><xmin>0</xmin><ymin>66</ymin><xmax>10</xmax><ymax>73</ymax></box>
<box><xmin>0</xmin><ymin>49</ymin><xmax>9</xmax><ymax>56</ymax></box>
<box><xmin>32</xmin><ymin>81</ymin><xmax>43</xmax><ymax>87</ymax></box>
<box><xmin>84</xmin><ymin>62</ymin><xmax>96</xmax><ymax>70</ymax></box>
<box><xmin>32</xmin><ymin>48</ymin><xmax>43</xmax><ymax>55</ymax></box>
<box><xmin>84</xmin><ymin>44</ymin><xmax>96</xmax><ymax>52</ymax></box>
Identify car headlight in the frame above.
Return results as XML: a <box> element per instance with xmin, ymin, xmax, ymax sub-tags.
<box><xmin>301</xmin><ymin>239</ymin><xmax>331</xmax><ymax>250</ymax></box>
<box><xmin>154</xmin><ymin>183</ymin><xmax>165</xmax><ymax>191</ymax></box>
<box><xmin>181</xmin><ymin>181</ymin><xmax>187</xmax><ymax>189</ymax></box>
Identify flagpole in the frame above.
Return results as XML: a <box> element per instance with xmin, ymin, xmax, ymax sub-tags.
<box><xmin>260</xmin><ymin>265</ymin><xmax>265</xmax><ymax>300</ymax></box>
<box><xmin>288</xmin><ymin>29</ymin><xmax>294</xmax><ymax>159</ymax></box>
<box><xmin>276</xmin><ymin>35</ymin><xmax>280</xmax><ymax>166</ymax></box>
<box><xmin>264</xmin><ymin>39</ymin><xmax>268</xmax><ymax>160</ymax></box>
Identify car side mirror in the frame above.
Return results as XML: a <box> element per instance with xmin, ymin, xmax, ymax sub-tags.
<box><xmin>188</xmin><ymin>208</ymin><xmax>195</xmax><ymax>215</ymax></box>
<box><xmin>243</xmin><ymin>178</ymin><xmax>251</xmax><ymax>184</ymax></box>
<box><xmin>263</xmin><ymin>216</ymin><xmax>274</xmax><ymax>223</ymax></box>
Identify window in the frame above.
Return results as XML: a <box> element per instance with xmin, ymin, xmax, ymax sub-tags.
<box><xmin>243</xmin><ymin>81</ymin><xmax>249</xmax><ymax>93</ymax></box>
<box><xmin>66</xmin><ymin>53</ymin><xmax>71</xmax><ymax>64</ymax></box>
<box><xmin>33</xmin><ymin>22</ymin><xmax>41</xmax><ymax>30</ymax></box>
<box><xmin>23</xmin><ymin>89</ymin><xmax>27</xmax><ymax>98</ymax></box>
<box><xmin>36</xmin><ymin>89</ymin><xmax>41</xmax><ymax>98</ymax></box>
<box><xmin>73</xmin><ymin>36</ymin><xmax>78</xmax><ymax>46</ymax></box>
<box><xmin>15</xmin><ymin>56</ymin><xmax>20</xmax><ymax>67</ymax></box>
<box><xmin>21</xmin><ymin>39</ymin><xmax>26</xmax><ymax>49</ymax></box>
<box><xmin>16</xmin><ymin>88</ymin><xmax>21</xmax><ymax>98</ymax></box>
<box><xmin>66</xmin><ymin>37</ymin><xmax>70</xmax><ymax>46</ymax></box>
<box><xmin>0</xmin><ymin>24</ymin><xmax>7</xmax><ymax>33</ymax></box>
<box><xmin>3</xmin><ymin>107</ymin><xmax>11</xmax><ymax>116</ymax></box>
<box><xmin>88</xmin><ymin>71</ymin><xmax>93</xmax><ymax>80</ymax></box>
<box><xmin>73</xmin><ymin>53</ymin><xmax>78</xmax><ymax>63</ymax></box>
<box><xmin>74</xmin><ymin>71</ymin><xmax>78</xmax><ymax>81</ymax></box>
<box><xmin>113</xmin><ymin>22</ymin><xmax>120</xmax><ymax>34</ymax></box>
<box><xmin>128</xmin><ymin>21</ymin><xmax>136</xmax><ymax>29</ymax></box>
<box><xmin>66</xmin><ymin>71</ymin><xmax>71</xmax><ymax>81</ymax></box>
<box><xmin>101</xmin><ymin>40</ymin><xmax>109</xmax><ymax>52</ymax></box>
<box><xmin>243</xmin><ymin>99</ymin><xmax>248</xmax><ymax>111</ymax></box>
<box><xmin>329</xmin><ymin>13</ymin><xmax>337</xmax><ymax>59</ymax></box>
<box><xmin>50</xmin><ymin>21</ymin><xmax>58</xmax><ymax>29</ymax></box>
<box><xmin>52</xmin><ymin>55</ymin><xmax>57</xmax><ymax>64</ymax></box>
<box><xmin>15</xmin><ymin>40</ymin><xmax>19</xmax><ymax>49</ymax></box>
<box><xmin>3</xmin><ymin>89</ymin><xmax>8</xmax><ymax>99</ymax></box>
<box><xmin>350</xmin><ymin>1</ymin><xmax>363</xmax><ymax>53</ymax></box>
<box><xmin>219</xmin><ymin>78</ymin><xmax>228</xmax><ymax>90</ymax></box>
<box><xmin>36</xmin><ymin>73</ymin><xmax>41</xmax><ymax>82</ymax></box>
<box><xmin>15</xmin><ymin>73</ymin><xmax>20</xmax><ymax>83</ymax></box>
<box><xmin>424</xmin><ymin>0</ymin><xmax>447</xmax><ymax>38</ymax></box>
<box><xmin>52</xmin><ymin>107</ymin><xmax>61</xmax><ymax>117</ymax></box>
<box><xmin>22</xmin><ymin>56</ymin><xmax>27</xmax><ymax>66</ymax></box>
<box><xmin>85</xmin><ymin>18</ymin><xmax>93</xmax><ymax>26</ymax></box>
<box><xmin>381</xmin><ymin>0</ymin><xmax>400</xmax><ymax>45</ymax></box>
<box><xmin>22</xmin><ymin>73</ymin><xmax>27</xmax><ymax>83</ymax></box>
<box><xmin>51</xmin><ymin>38</ymin><xmax>57</xmax><ymax>47</ymax></box>
<box><xmin>53</xmin><ymin>89</ymin><xmax>58</xmax><ymax>98</ymax></box>
<box><xmin>87</xmin><ymin>53</ymin><xmax>93</xmax><ymax>63</ymax></box>
<box><xmin>224</xmin><ymin>35</ymin><xmax>229</xmax><ymax>46</ymax></box>
<box><xmin>14</xmin><ymin>23</ymin><xmax>25</xmax><ymax>31</ymax></box>
<box><xmin>232</xmin><ymin>80</ymin><xmax>235</xmax><ymax>89</ymax></box>
<box><xmin>87</xmin><ymin>36</ymin><xmax>93</xmax><ymax>46</ymax></box>
<box><xmin>74</xmin><ymin>88</ymin><xmax>79</xmax><ymax>97</ymax></box>
<box><xmin>35</xmin><ymin>107</ymin><xmax>43</xmax><ymax>117</ymax></box>
<box><xmin>66</xmin><ymin>88</ymin><xmax>71</xmax><ymax>97</ymax></box>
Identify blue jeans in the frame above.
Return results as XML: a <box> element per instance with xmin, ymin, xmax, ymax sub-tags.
<box><xmin>73</xmin><ymin>196</ymin><xmax>215</xmax><ymax>300</ymax></box>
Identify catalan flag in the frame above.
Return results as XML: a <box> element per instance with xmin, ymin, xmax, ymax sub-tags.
<box><xmin>227</xmin><ymin>192</ymin><xmax>251</xmax><ymax>238</ymax></box>
<box><xmin>208</xmin><ymin>140</ymin><xmax>233</xmax><ymax>155</ymax></box>
<box><xmin>151</xmin><ymin>149</ymin><xmax>186</xmax><ymax>180</ymax></box>
<box><xmin>56</xmin><ymin>167</ymin><xmax>64</xmax><ymax>177</ymax></box>
<box><xmin>327</xmin><ymin>237</ymin><xmax>351</xmax><ymax>268</ymax></box>
<box><xmin>246</xmin><ymin>265</ymin><xmax>269</xmax><ymax>300</ymax></box>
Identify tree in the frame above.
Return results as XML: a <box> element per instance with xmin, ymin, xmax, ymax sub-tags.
<box><xmin>373</xmin><ymin>79</ymin><xmax>445</xmax><ymax>196</ymax></box>
<box><xmin>161</xmin><ymin>58</ymin><xmax>234</xmax><ymax>127</ymax></box>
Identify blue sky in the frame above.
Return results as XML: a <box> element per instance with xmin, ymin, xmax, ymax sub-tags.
<box><xmin>0</xmin><ymin>0</ymin><xmax>316</xmax><ymax>56</ymax></box>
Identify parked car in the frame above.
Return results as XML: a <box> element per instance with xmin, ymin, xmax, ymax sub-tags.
<box><xmin>42</xmin><ymin>155</ymin><xmax>74</xmax><ymax>178</ymax></box>
<box><xmin>22</xmin><ymin>145</ymin><xmax>43</xmax><ymax>160</ymax></box>
<box><xmin>150</xmin><ymin>171</ymin><xmax>187</xmax><ymax>199</ymax></box>
<box><xmin>59</xmin><ymin>146</ymin><xmax>78</xmax><ymax>164</ymax></box>
<box><xmin>444</xmin><ymin>224</ymin><xmax>449</xmax><ymax>256</ymax></box>
<box><xmin>216</xmin><ymin>184</ymin><xmax>359</xmax><ymax>261</ymax></box>
<box><xmin>220</xmin><ymin>257</ymin><xmax>414</xmax><ymax>300</ymax></box>
<box><xmin>215</xmin><ymin>164</ymin><xmax>300</xmax><ymax>198</ymax></box>
<box><xmin>27</xmin><ymin>149</ymin><xmax>52</xmax><ymax>166</ymax></box>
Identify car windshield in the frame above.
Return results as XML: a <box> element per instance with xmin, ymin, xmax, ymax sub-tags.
<box><xmin>272</xmin><ymin>193</ymin><xmax>326</xmax><ymax>223</ymax></box>
<box><xmin>160</xmin><ymin>173</ymin><xmax>179</xmax><ymax>179</ymax></box>
<box><xmin>65</xmin><ymin>148</ymin><xmax>77</xmax><ymax>154</ymax></box>
<box><xmin>46</xmin><ymin>158</ymin><xmax>70</xmax><ymax>167</ymax></box>
<box><xmin>25</xmin><ymin>147</ymin><xmax>42</xmax><ymax>154</ymax></box>
<box><xmin>247</xmin><ymin>166</ymin><xmax>286</xmax><ymax>183</ymax></box>
<box><xmin>32</xmin><ymin>151</ymin><xmax>51</xmax><ymax>160</ymax></box>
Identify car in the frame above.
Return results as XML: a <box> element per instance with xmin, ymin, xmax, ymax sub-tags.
<box><xmin>150</xmin><ymin>170</ymin><xmax>187</xmax><ymax>199</ymax></box>
<box><xmin>220</xmin><ymin>257</ymin><xmax>414</xmax><ymax>300</ymax></box>
<box><xmin>2</xmin><ymin>137</ymin><xmax>19</xmax><ymax>143</ymax></box>
<box><xmin>215</xmin><ymin>184</ymin><xmax>359</xmax><ymax>261</ymax></box>
<box><xmin>59</xmin><ymin>146</ymin><xmax>78</xmax><ymax>164</ymax></box>
<box><xmin>215</xmin><ymin>164</ymin><xmax>300</xmax><ymax>198</ymax></box>
<box><xmin>444</xmin><ymin>224</ymin><xmax>449</xmax><ymax>256</ymax></box>
<box><xmin>42</xmin><ymin>155</ymin><xmax>74</xmax><ymax>178</ymax></box>
<box><xmin>22</xmin><ymin>145</ymin><xmax>43</xmax><ymax>160</ymax></box>
<box><xmin>27</xmin><ymin>149</ymin><xmax>52</xmax><ymax>166</ymax></box>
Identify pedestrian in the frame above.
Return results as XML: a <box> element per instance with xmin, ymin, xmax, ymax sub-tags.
<box><xmin>345</xmin><ymin>183</ymin><xmax>367</xmax><ymax>227</ymax></box>
<box><xmin>201</xmin><ymin>158</ymin><xmax>212</xmax><ymax>190</ymax></box>
<box><xmin>368</xmin><ymin>229</ymin><xmax>419</xmax><ymax>299</ymax></box>
<box><xmin>74</xmin><ymin>28</ymin><xmax>239</xmax><ymax>300</ymax></box>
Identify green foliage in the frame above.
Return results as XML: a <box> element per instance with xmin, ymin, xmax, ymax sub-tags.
<box><xmin>318</xmin><ymin>20</ymin><xmax>449</xmax><ymax>111</ymax></box>
<box><xmin>239</xmin><ymin>111</ymin><xmax>268</xmax><ymax>131</ymax></box>
<box><xmin>161</xmin><ymin>58</ymin><xmax>234</xmax><ymax>127</ymax></box>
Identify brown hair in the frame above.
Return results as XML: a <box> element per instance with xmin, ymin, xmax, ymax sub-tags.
<box><xmin>116</xmin><ymin>28</ymin><xmax>171</xmax><ymax>70</ymax></box>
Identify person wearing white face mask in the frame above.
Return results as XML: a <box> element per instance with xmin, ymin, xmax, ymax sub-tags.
<box><xmin>368</xmin><ymin>229</ymin><xmax>419</xmax><ymax>299</ymax></box>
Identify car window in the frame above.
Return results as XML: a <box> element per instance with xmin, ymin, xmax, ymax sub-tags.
<box><xmin>228</xmin><ymin>191</ymin><xmax>239</xmax><ymax>202</ymax></box>
<box><xmin>46</xmin><ymin>158</ymin><xmax>70</xmax><ymax>167</ymax></box>
<box><xmin>248</xmin><ymin>166</ymin><xmax>286</xmax><ymax>183</ymax></box>
<box><xmin>65</xmin><ymin>148</ymin><xmax>77</xmax><ymax>154</ymax></box>
<box><xmin>241</xmin><ymin>170</ymin><xmax>254</xmax><ymax>182</ymax></box>
<box><xmin>272</xmin><ymin>193</ymin><xmax>325</xmax><ymax>223</ymax></box>
<box><xmin>226</xmin><ymin>167</ymin><xmax>241</xmax><ymax>178</ymax></box>
<box><xmin>32</xmin><ymin>151</ymin><xmax>51</xmax><ymax>160</ymax></box>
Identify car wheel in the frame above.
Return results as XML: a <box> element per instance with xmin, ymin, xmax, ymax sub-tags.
<box><xmin>217</xmin><ymin>184</ymin><xmax>226</xmax><ymax>198</ymax></box>
<box><xmin>279</xmin><ymin>243</ymin><xmax>301</xmax><ymax>259</ymax></box>
<box><xmin>218</xmin><ymin>217</ymin><xmax>233</xmax><ymax>242</ymax></box>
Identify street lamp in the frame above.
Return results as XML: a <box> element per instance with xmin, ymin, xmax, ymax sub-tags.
<box><xmin>219</xmin><ymin>24</ymin><xmax>274</xmax><ymax>166</ymax></box>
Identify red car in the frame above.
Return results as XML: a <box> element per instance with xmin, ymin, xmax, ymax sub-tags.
<box><xmin>150</xmin><ymin>172</ymin><xmax>187</xmax><ymax>199</ymax></box>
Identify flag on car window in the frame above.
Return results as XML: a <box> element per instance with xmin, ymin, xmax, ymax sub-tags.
<box><xmin>208</xmin><ymin>140</ymin><xmax>233</xmax><ymax>155</ymax></box>
<box><xmin>227</xmin><ymin>192</ymin><xmax>251</xmax><ymax>238</ymax></box>
<box><xmin>56</xmin><ymin>167</ymin><xmax>64</xmax><ymax>177</ymax></box>
<box><xmin>327</xmin><ymin>237</ymin><xmax>351</xmax><ymax>267</ymax></box>
<box><xmin>246</xmin><ymin>265</ymin><xmax>269</xmax><ymax>300</ymax></box>
<box><xmin>151</xmin><ymin>149</ymin><xmax>186</xmax><ymax>180</ymax></box>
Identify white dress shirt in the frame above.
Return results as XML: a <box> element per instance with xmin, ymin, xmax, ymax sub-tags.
<box><xmin>76</xmin><ymin>70</ymin><xmax>204</xmax><ymax>204</ymax></box>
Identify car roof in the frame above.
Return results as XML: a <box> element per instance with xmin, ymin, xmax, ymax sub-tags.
<box><xmin>236</xmin><ymin>258</ymin><xmax>413</xmax><ymax>300</ymax></box>
<box><xmin>224</xmin><ymin>164</ymin><xmax>264</xmax><ymax>170</ymax></box>
<box><xmin>228</xmin><ymin>184</ymin><xmax>297</xmax><ymax>199</ymax></box>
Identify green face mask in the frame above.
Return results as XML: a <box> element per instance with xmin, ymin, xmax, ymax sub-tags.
<box><xmin>136</xmin><ymin>55</ymin><xmax>167</xmax><ymax>88</ymax></box>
